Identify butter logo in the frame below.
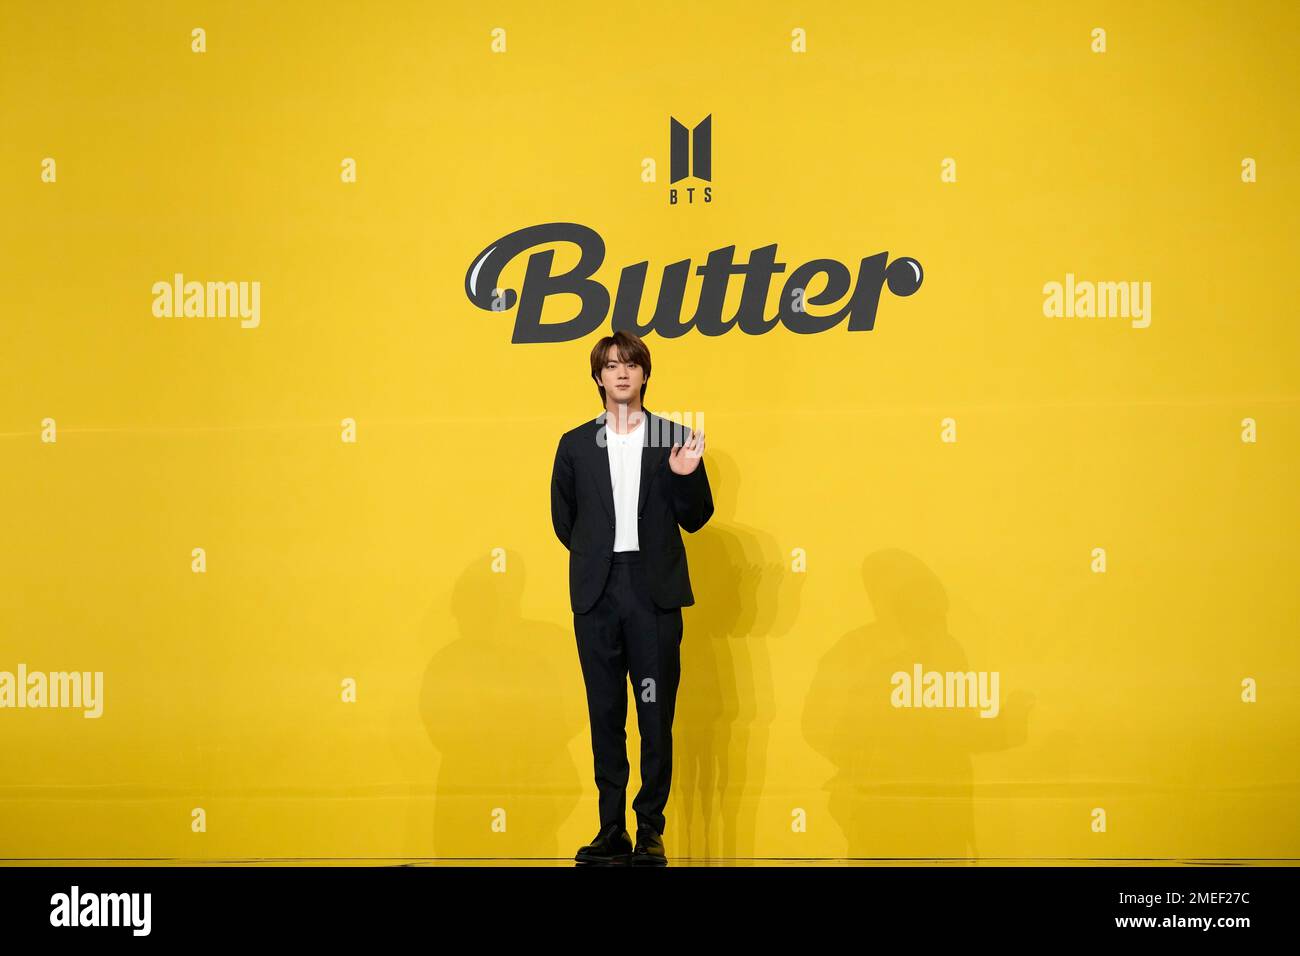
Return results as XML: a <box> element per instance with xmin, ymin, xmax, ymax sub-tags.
<box><xmin>465</xmin><ymin>222</ymin><xmax>923</xmax><ymax>343</ymax></box>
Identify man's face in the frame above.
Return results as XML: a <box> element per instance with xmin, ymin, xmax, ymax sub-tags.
<box><xmin>598</xmin><ymin>348</ymin><xmax>645</xmax><ymax>405</ymax></box>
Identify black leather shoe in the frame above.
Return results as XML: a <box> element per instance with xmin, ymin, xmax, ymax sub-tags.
<box><xmin>574</xmin><ymin>823</ymin><xmax>633</xmax><ymax>865</ymax></box>
<box><xmin>631</xmin><ymin>827</ymin><xmax>667</xmax><ymax>866</ymax></box>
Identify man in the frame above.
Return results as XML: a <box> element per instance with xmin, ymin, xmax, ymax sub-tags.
<box><xmin>550</xmin><ymin>330</ymin><xmax>713</xmax><ymax>866</ymax></box>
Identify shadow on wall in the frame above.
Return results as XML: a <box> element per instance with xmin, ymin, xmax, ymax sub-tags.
<box><xmin>802</xmin><ymin>549</ymin><xmax>1037</xmax><ymax>860</ymax></box>
<box><xmin>413</xmin><ymin>550</ymin><xmax>588</xmax><ymax>859</ymax></box>
<box><xmin>405</xmin><ymin>452</ymin><xmax>1041</xmax><ymax>862</ymax></box>
<box><xmin>668</xmin><ymin>447</ymin><xmax>806</xmax><ymax>859</ymax></box>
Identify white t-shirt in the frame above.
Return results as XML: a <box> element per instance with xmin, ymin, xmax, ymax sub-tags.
<box><xmin>605</xmin><ymin>415</ymin><xmax>644</xmax><ymax>553</ymax></box>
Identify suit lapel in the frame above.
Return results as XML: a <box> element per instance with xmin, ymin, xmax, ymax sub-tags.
<box><xmin>587</xmin><ymin>414</ymin><xmax>617</xmax><ymax>528</ymax></box>
<box><xmin>636</xmin><ymin>408</ymin><xmax>660</xmax><ymax>517</ymax></box>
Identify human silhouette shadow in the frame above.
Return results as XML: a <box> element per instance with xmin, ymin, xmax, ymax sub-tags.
<box><xmin>661</xmin><ymin>447</ymin><xmax>806</xmax><ymax>861</ymax></box>
<box><xmin>803</xmin><ymin>549</ymin><xmax>1036</xmax><ymax>860</ymax></box>
<box><xmin>412</xmin><ymin>550</ymin><xmax>587</xmax><ymax>859</ymax></box>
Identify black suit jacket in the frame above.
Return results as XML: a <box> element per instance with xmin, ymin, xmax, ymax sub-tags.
<box><xmin>550</xmin><ymin>408</ymin><xmax>714</xmax><ymax>614</ymax></box>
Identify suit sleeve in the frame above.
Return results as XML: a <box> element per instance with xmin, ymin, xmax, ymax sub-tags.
<box><xmin>550</xmin><ymin>436</ymin><xmax>575</xmax><ymax>550</ymax></box>
<box><xmin>670</xmin><ymin>442</ymin><xmax>714</xmax><ymax>533</ymax></box>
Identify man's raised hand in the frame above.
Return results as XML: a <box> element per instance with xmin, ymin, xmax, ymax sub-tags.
<box><xmin>668</xmin><ymin>429</ymin><xmax>705</xmax><ymax>476</ymax></box>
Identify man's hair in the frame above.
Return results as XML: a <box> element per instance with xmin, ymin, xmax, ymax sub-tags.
<box><xmin>589</xmin><ymin>330</ymin><xmax>652</xmax><ymax>405</ymax></box>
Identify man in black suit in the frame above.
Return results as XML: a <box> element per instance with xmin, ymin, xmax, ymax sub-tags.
<box><xmin>550</xmin><ymin>330</ymin><xmax>713</xmax><ymax>866</ymax></box>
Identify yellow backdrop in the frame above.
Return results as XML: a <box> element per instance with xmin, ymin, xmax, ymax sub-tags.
<box><xmin>2</xmin><ymin>0</ymin><xmax>1297</xmax><ymax>862</ymax></box>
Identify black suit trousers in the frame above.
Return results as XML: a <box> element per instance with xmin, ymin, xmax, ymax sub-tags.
<box><xmin>572</xmin><ymin>550</ymin><xmax>683</xmax><ymax>836</ymax></box>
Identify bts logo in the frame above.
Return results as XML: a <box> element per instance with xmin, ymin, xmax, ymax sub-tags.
<box><xmin>670</xmin><ymin>114</ymin><xmax>711</xmax><ymax>182</ymax></box>
<box><xmin>669</xmin><ymin>114</ymin><xmax>712</xmax><ymax>205</ymax></box>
